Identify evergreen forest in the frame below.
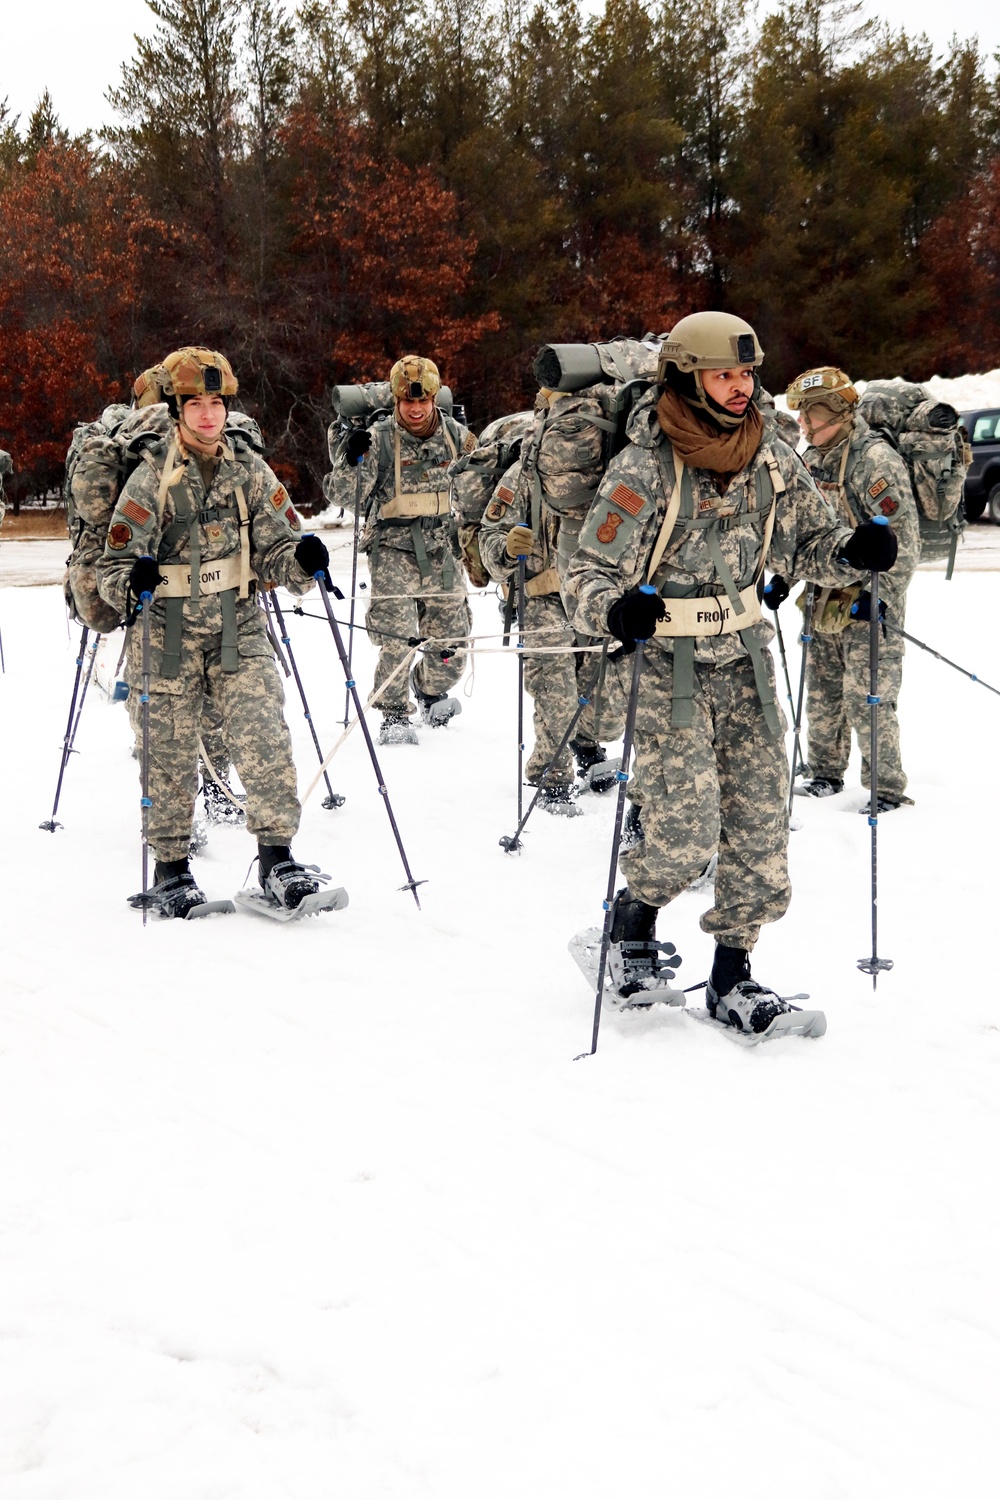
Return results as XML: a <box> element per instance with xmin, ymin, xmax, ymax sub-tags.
<box><xmin>2</xmin><ymin>0</ymin><xmax>999</xmax><ymax>503</ymax></box>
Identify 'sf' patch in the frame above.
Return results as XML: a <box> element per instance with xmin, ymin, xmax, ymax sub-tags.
<box><xmin>270</xmin><ymin>485</ymin><xmax>288</xmax><ymax>510</ymax></box>
<box><xmin>868</xmin><ymin>477</ymin><xmax>889</xmax><ymax>500</ymax></box>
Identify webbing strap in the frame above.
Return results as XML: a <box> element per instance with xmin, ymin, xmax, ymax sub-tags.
<box><xmin>233</xmin><ymin>484</ymin><xmax>251</xmax><ymax>598</ymax></box>
<box><xmin>161</xmin><ymin>597</ymin><xmax>184</xmax><ymax>679</ymax></box>
<box><xmin>742</xmin><ymin>627</ymin><xmax>782</xmax><ymax>737</ymax></box>
<box><xmin>670</xmin><ymin>637</ymin><xmax>696</xmax><ymax>728</ymax></box>
<box><xmin>220</xmin><ymin>589</ymin><xmax>239</xmax><ymax>672</ymax></box>
<box><xmin>410</xmin><ymin>520</ymin><xmax>432</xmax><ymax>582</ymax></box>
<box><xmin>647</xmin><ymin>444</ymin><xmax>686</xmax><ymax>582</ymax></box>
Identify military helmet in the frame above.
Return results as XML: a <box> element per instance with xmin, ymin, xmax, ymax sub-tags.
<box><xmin>657</xmin><ymin>312</ymin><xmax>764</xmax><ymax>380</ymax></box>
<box><xmin>389</xmin><ymin>355</ymin><xmax>441</xmax><ymax>402</ymax></box>
<box><xmin>157</xmin><ymin>347</ymin><xmax>238</xmax><ymax>400</ymax></box>
<box><xmin>785</xmin><ymin>367</ymin><xmax>858</xmax><ymax>412</ymax></box>
<box><xmin>133</xmin><ymin>368</ymin><xmax>163</xmax><ymax>408</ymax></box>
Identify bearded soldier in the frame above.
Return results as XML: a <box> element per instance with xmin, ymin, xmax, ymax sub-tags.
<box><xmin>327</xmin><ymin>356</ymin><xmax>474</xmax><ymax>745</ymax></box>
<box><xmin>782</xmin><ymin>367</ymin><xmax>919</xmax><ymax>810</ymax></box>
<box><xmin>97</xmin><ymin>347</ymin><xmax>339</xmax><ymax>919</ymax></box>
<box><xmin>564</xmin><ymin>313</ymin><xmax>898</xmax><ymax>1036</ymax></box>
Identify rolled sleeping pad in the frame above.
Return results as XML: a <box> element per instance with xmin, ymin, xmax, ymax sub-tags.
<box><xmin>533</xmin><ymin>343</ymin><xmax>605</xmax><ymax>393</ymax></box>
<box><xmin>332</xmin><ymin>381</ymin><xmax>454</xmax><ymax>421</ymax></box>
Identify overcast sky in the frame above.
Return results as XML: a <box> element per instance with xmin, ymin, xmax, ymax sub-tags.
<box><xmin>4</xmin><ymin>0</ymin><xmax>999</xmax><ymax>139</ymax></box>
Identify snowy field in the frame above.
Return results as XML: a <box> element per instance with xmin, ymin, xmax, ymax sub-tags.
<box><xmin>1</xmin><ymin>539</ymin><xmax>999</xmax><ymax>1498</ymax></box>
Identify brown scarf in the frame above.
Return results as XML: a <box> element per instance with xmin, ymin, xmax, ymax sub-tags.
<box><xmin>656</xmin><ymin>387</ymin><xmax>762</xmax><ymax>476</ymax></box>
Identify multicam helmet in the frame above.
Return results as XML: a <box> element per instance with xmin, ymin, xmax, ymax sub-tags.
<box><xmin>157</xmin><ymin>347</ymin><xmax>238</xmax><ymax>401</ymax></box>
<box><xmin>389</xmin><ymin>355</ymin><xmax>441</xmax><ymax>402</ymax></box>
<box><xmin>133</xmin><ymin>368</ymin><xmax>163</xmax><ymax>408</ymax></box>
<box><xmin>785</xmin><ymin>367</ymin><xmax>858</xmax><ymax>412</ymax></box>
<box><xmin>657</xmin><ymin>312</ymin><xmax>764</xmax><ymax>380</ymax></box>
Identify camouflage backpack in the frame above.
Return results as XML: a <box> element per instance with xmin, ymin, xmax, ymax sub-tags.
<box><xmin>64</xmin><ymin>404</ymin><xmax>265</xmax><ymax>632</ymax></box>
<box><xmin>448</xmin><ymin>410</ymin><xmax>534</xmax><ymax>586</ymax></box>
<box><xmin>857</xmin><ymin>380</ymin><xmax>970</xmax><ymax>576</ymax></box>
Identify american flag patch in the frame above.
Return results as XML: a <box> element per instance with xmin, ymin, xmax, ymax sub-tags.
<box><xmin>122</xmin><ymin>498</ymin><xmax>151</xmax><ymax>526</ymax></box>
<box><xmin>609</xmin><ymin>483</ymin><xmax>645</xmax><ymax>517</ymax></box>
<box><xmin>496</xmin><ymin>486</ymin><xmax>514</xmax><ymax>503</ymax></box>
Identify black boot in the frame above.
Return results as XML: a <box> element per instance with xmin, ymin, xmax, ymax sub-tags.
<box><xmin>570</xmin><ymin>739</ymin><xmax>618</xmax><ymax>794</ymax></box>
<box><xmin>607</xmin><ymin>887</ymin><xmax>682</xmax><ymax>1002</ymax></box>
<box><xmin>706</xmin><ymin>944</ymin><xmax>790</xmax><ymax>1034</ymax></box>
<box><xmin>258</xmin><ymin>843</ymin><xmax>319</xmax><ymax>910</ymax></box>
<box><xmin>129</xmin><ymin>857</ymin><xmax>210</xmax><ymax>919</ymax></box>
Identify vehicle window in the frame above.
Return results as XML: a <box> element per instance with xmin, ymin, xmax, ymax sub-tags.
<box><xmin>972</xmin><ymin>413</ymin><xmax>1000</xmax><ymax>442</ymax></box>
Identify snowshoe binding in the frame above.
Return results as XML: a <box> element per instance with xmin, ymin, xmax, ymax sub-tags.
<box><xmin>128</xmin><ymin>859</ymin><xmax>235</xmax><ymax>920</ymax></box>
<box><xmin>235</xmin><ymin>844</ymin><xmax>348</xmax><ymax>922</ymax></box>
<box><xmin>201</xmin><ymin>775</ymin><xmax>247</xmax><ymax>826</ymax></box>
<box><xmin>794</xmin><ymin>776</ymin><xmax>844</xmax><ymax>799</ymax></box>
<box><xmin>411</xmin><ymin>670</ymin><xmax>462</xmax><ymax>728</ymax></box>
<box><xmin>569</xmin><ymin>888</ymin><xmax>685</xmax><ymax>1010</ymax></box>
<box><xmin>857</xmin><ymin>794</ymin><xmax>912</xmax><ymax>814</ymax></box>
<box><xmin>698</xmin><ymin>945</ymin><xmax>826</xmax><ymax>1042</ymax></box>
<box><xmin>534</xmin><ymin>781</ymin><xmax>583</xmax><ymax>818</ymax></box>
<box><xmin>379</xmin><ymin>711</ymin><xmax>418</xmax><ymax>747</ymax></box>
<box><xmin>570</xmin><ymin>739</ymin><xmax>620</xmax><ymax>795</ymax></box>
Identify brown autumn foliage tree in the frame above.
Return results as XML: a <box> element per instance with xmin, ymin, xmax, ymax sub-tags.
<box><xmin>0</xmin><ymin>145</ymin><xmax>162</xmax><ymax>501</ymax></box>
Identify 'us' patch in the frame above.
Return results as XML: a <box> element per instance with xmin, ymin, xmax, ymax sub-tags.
<box><xmin>869</xmin><ymin>477</ymin><xmax>889</xmax><ymax>500</ymax></box>
<box><xmin>285</xmin><ymin>506</ymin><xmax>301</xmax><ymax>531</ymax></box>
<box><xmin>108</xmin><ymin>522</ymin><xmax>132</xmax><ymax>549</ymax></box>
<box><xmin>596</xmin><ymin>510</ymin><xmax>624</xmax><ymax>544</ymax></box>
<box><xmin>270</xmin><ymin>485</ymin><xmax>288</xmax><ymax>511</ymax></box>
<box><xmin>609</xmin><ymin>483</ymin><xmax>645</xmax><ymax>518</ymax></box>
<box><xmin>121</xmin><ymin>498</ymin><xmax>151</xmax><ymax>527</ymax></box>
<box><xmin>879</xmin><ymin>497</ymin><xmax>898</xmax><ymax>516</ymax></box>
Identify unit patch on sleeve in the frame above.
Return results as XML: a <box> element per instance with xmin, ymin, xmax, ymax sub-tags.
<box><xmin>879</xmin><ymin>497</ymin><xmax>899</xmax><ymax>516</ymax></box>
<box><xmin>284</xmin><ymin>506</ymin><xmax>301</xmax><ymax>531</ymax></box>
<box><xmin>270</xmin><ymin>485</ymin><xmax>288</xmax><ymax>511</ymax></box>
<box><xmin>868</xmin><ymin>477</ymin><xmax>889</xmax><ymax>500</ymax></box>
<box><xmin>108</xmin><ymin>522</ymin><xmax>132</xmax><ymax>549</ymax></box>
<box><xmin>608</xmin><ymin>483</ymin><xmax>646</xmax><ymax>518</ymax></box>
<box><xmin>463</xmin><ymin>432</ymin><xmax>477</xmax><ymax>453</ymax></box>
<box><xmin>596</xmin><ymin>510</ymin><xmax>625</xmax><ymax>544</ymax></box>
<box><xmin>121</xmin><ymin>498</ymin><xmax>152</xmax><ymax>527</ymax></box>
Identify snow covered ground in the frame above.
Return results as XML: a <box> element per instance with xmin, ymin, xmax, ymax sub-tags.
<box><xmin>1</xmin><ymin>546</ymin><xmax>998</xmax><ymax>1498</ymax></box>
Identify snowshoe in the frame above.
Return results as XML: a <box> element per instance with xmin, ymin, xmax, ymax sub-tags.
<box><xmin>700</xmin><ymin>944</ymin><xmax>825</xmax><ymax>1042</ymax></box>
<box><xmin>857</xmin><ymin>794</ymin><xmax>912</xmax><ymax>814</ymax></box>
<box><xmin>794</xmin><ymin>776</ymin><xmax>844</xmax><ymax>799</ymax></box>
<box><xmin>570</xmin><ymin>740</ymin><xmax>620</xmax><ymax>795</ymax></box>
<box><xmin>379</xmin><ymin>711</ymin><xmax>418</xmax><ymax>746</ymax></box>
<box><xmin>569</xmin><ymin>927</ymin><xmax>685</xmax><ymax>1010</ymax></box>
<box><xmin>128</xmin><ymin>867</ymin><xmax>235</xmax><ymax>920</ymax></box>
<box><xmin>201</xmin><ymin>775</ymin><xmax>247</xmax><ymax>826</ymax></box>
<box><xmin>235</xmin><ymin>846</ymin><xmax>348</xmax><ymax>922</ymax></box>
<box><xmin>534</xmin><ymin>782</ymin><xmax>583</xmax><ymax>817</ymax></box>
<box><xmin>411</xmin><ymin>671</ymin><xmax>462</xmax><ymax>727</ymax></box>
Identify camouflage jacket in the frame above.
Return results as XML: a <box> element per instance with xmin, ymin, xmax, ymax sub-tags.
<box><xmin>564</xmin><ymin>390</ymin><xmax>865</xmax><ymax>668</ymax></box>
<box><xmin>97</xmin><ymin>428</ymin><xmax>313</xmax><ymax>626</ymax></box>
<box><xmin>326</xmin><ymin>411</ymin><xmax>474</xmax><ymax>557</ymax></box>
<box><xmin>479</xmin><ymin>458</ymin><xmax>562</xmax><ymax>590</ymax></box>
<box><xmin>800</xmin><ymin>413</ymin><xmax>919</xmax><ymax>612</ymax></box>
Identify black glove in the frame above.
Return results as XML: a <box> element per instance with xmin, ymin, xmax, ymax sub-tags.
<box><xmin>345</xmin><ymin>429</ymin><xmax>371</xmax><ymax>465</ymax></box>
<box><xmin>850</xmin><ymin>590</ymin><xmax>887</xmax><ymax>624</ymax></box>
<box><xmin>762</xmin><ymin>575</ymin><xmax>789</xmax><ymax>611</ymax></box>
<box><xmin>607</xmin><ymin>586</ymin><xmax>666</xmax><ymax>646</ymax></box>
<box><xmin>128</xmin><ymin>556</ymin><xmax>164</xmax><ymax>598</ymax></box>
<box><xmin>838</xmin><ymin>518</ymin><xmax>898</xmax><ymax>572</ymax></box>
<box><xmin>295</xmin><ymin>534</ymin><xmax>332</xmax><ymax>588</ymax></box>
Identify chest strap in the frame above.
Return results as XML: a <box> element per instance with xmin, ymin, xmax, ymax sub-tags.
<box><xmin>379</xmin><ymin>423</ymin><xmax>457</xmax><ymax>520</ymax></box>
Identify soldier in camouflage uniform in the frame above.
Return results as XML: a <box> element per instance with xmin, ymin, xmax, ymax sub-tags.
<box><xmin>479</xmin><ymin>455</ymin><xmax>622</xmax><ymax>811</ymax></box>
<box><xmin>0</xmin><ymin>449</ymin><xmax>10</xmax><ymax>529</ymax></box>
<box><xmin>97</xmin><ymin>347</ymin><xmax>336</xmax><ymax>918</ymax></box>
<box><xmin>564</xmin><ymin>312</ymin><xmax>899</xmax><ymax>1034</ymax></box>
<box><xmin>327</xmin><ymin>356</ymin><xmax>474</xmax><ymax>746</ymax></box>
<box><xmin>782</xmin><ymin>368</ymin><xmax>919</xmax><ymax>810</ymax></box>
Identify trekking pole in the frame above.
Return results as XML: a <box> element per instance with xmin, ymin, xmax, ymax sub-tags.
<box><xmin>773</xmin><ymin>613</ymin><xmax>805</xmax><ymax>786</ymax></box>
<box><xmin>39</xmin><ymin>624</ymin><xmax>91</xmax><ymax>831</ymax></box>
<box><xmin>0</xmin><ymin>614</ymin><xmax>5</xmax><ymax>673</ymax></box>
<box><xmin>788</xmin><ymin>585</ymin><xmax>814</xmax><ymax>813</ymax></box>
<box><xmin>883</xmin><ymin>622</ymin><xmax>1000</xmax><ymax>699</ymax></box>
<box><xmin>857</xmin><ymin>523</ymin><xmax>893</xmax><ymax>989</ymax></box>
<box><xmin>343</xmin><ymin>461</ymin><xmax>364</xmax><ymax>727</ymax></box>
<box><xmin>139</xmin><ymin>593</ymin><xmax>153</xmax><ymax>929</ymax></box>
<box><xmin>515</xmin><ymin>555</ymin><xmax>527</xmax><ymax>828</ymax></box>
<box><xmin>500</xmin><ymin>645</ymin><xmax>606</xmax><ymax>853</ymax></box>
<box><xmin>576</xmin><ymin>588</ymin><xmax>655</xmax><ymax>1061</ymax></box>
<box><xmin>266</xmin><ymin>587</ymin><xmax>345</xmax><ymax>810</ymax></box>
<box><xmin>313</xmin><ymin>571</ymin><xmax>425</xmax><ymax>908</ymax></box>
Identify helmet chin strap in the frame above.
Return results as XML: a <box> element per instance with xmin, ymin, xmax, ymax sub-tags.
<box><xmin>801</xmin><ymin>403</ymin><xmax>854</xmax><ymax>449</ymax></box>
<box><xmin>688</xmin><ymin>370</ymin><xmax>751</xmax><ymax>431</ymax></box>
<box><xmin>178</xmin><ymin>415</ymin><xmax>224</xmax><ymax>453</ymax></box>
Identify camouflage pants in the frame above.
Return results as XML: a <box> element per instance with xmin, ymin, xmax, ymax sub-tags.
<box><xmin>199</xmin><ymin>694</ymin><xmax>229</xmax><ymax>779</ymax></box>
<box><xmin>805</xmin><ymin>620</ymin><xmax>907</xmax><ymax>798</ymax></box>
<box><xmin>522</xmin><ymin>593</ymin><xmax>624</xmax><ymax>784</ymax></box>
<box><xmin>366</xmin><ymin>539</ymin><xmax>471</xmax><ymax>715</ymax></box>
<box><xmin>126</xmin><ymin>605</ymin><xmax>300</xmax><ymax>862</ymax></box>
<box><xmin>621</xmin><ymin>649</ymin><xmax>791</xmax><ymax>951</ymax></box>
